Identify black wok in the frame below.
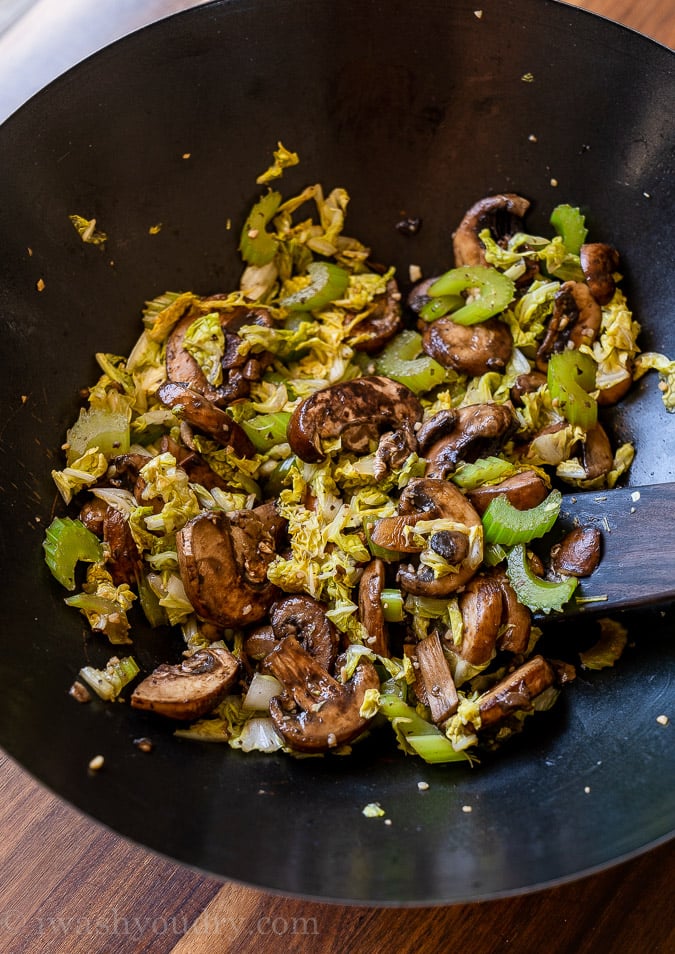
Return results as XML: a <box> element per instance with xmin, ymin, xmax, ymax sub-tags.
<box><xmin>0</xmin><ymin>0</ymin><xmax>673</xmax><ymax>905</ymax></box>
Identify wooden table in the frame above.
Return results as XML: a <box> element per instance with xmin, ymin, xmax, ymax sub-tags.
<box><xmin>1</xmin><ymin>2</ymin><xmax>673</xmax><ymax>952</ymax></box>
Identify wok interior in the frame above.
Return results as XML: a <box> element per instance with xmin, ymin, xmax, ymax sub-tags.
<box><xmin>0</xmin><ymin>0</ymin><xmax>673</xmax><ymax>903</ymax></box>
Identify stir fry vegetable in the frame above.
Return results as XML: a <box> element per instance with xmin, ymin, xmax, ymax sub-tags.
<box><xmin>45</xmin><ymin>148</ymin><xmax>673</xmax><ymax>764</ymax></box>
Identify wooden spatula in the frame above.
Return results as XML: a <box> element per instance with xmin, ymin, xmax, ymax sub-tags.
<box><xmin>543</xmin><ymin>482</ymin><xmax>675</xmax><ymax>616</ymax></box>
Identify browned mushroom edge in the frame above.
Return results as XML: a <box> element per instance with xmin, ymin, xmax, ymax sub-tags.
<box><xmin>287</xmin><ymin>375</ymin><xmax>422</xmax><ymax>467</ymax></box>
<box><xmin>262</xmin><ymin>636</ymin><xmax>380</xmax><ymax>753</ymax></box>
<box><xmin>130</xmin><ymin>646</ymin><xmax>240</xmax><ymax>721</ymax></box>
<box><xmin>452</xmin><ymin>193</ymin><xmax>531</xmax><ymax>267</ymax></box>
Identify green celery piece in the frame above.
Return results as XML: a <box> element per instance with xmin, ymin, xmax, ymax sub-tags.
<box><xmin>240</xmin><ymin>411</ymin><xmax>292</xmax><ymax>452</ymax></box>
<box><xmin>451</xmin><ymin>456</ymin><xmax>516</xmax><ymax>490</ymax></box>
<box><xmin>43</xmin><ymin>517</ymin><xmax>103</xmax><ymax>591</ymax></box>
<box><xmin>280</xmin><ymin>261</ymin><xmax>349</xmax><ymax>312</ymax></box>
<box><xmin>378</xmin><ymin>694</ymin><xmax>469</xmax><ymax>763</ymax></box>
<box><xmin>547</xmin><ymin>349</ymin><xmax>598</xmax><ymax>429</ymax></box>
<box><xmin>66</xmin><ymin>407</ymin><xmax>130</xmax><ymax>464</ymax></box>
<box><xmin>506</xmin><ymin>543</ymin><xmax>577</xmax><ymax>613</ymax></box>
<box><xmin>375</xmin><ymin>329</ymin><xmax>447</xmax><ymax>395</ymax></box>
<box><xmin>380</xmin><ymin>588</ymin><xmax>405</xmax><ymax>623</ymax></box>
<box><xmin>424</xmin><ymin>265</ymin><xmax>515</xmax><ymax>325</ymax></box>
<box><xmin>239</xmin><ymin>191</ymin><xmax>282</xmax><ymax>266</ymax></box>
<box><xmin>482</xmin><ymin>489</ymin><xmax>563</xmax><ymax>546</ymax></box>
<box><xmin>550</xmin><ymin>204</ymin><xmax>588</xmax><ymax>255</ymax></box>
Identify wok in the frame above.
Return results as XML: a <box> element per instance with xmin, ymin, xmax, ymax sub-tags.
<box><xmin>0</xmin><ymin>0</ymin><xmax>673</xmax><ymax>905</ymax></box>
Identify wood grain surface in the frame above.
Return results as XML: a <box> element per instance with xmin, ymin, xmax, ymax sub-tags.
<box><xmin>1</xmin><ymin>2</ymin><xmax>673</xmax><ymax>953</ymax></box>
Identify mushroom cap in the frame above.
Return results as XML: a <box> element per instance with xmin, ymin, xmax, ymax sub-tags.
<box><xmin>550</xmin><ymin>526</ymin><xmax>602</xmax><ymax>578</ymax></box>
<box><xmin>286</xmin><ymin>375</ymin><xmax>422</xmax><ymax>463</ymax></box>
<box><xmin>421</xmin><ymin>316</ymin><xmax>513</xmax><ymax>377</ymax></box>
<box><xmin>264</xmin><ymin>635</ymin><xmax>380</xmax><ymax>753</ymax></box>
<box><xmin>269</xmin><ymin>594</ymin><xmax>340</xmax><ymax>673</ymax></box>
<box><xmin>453</xmin><ymin>193</ymin><xmax>530</xmax><ymax>267</ymax></box>
<box><xmin>346</xmin><ymin>278</ymin><xmax>403</xmax><ymax>354</ymax></box>
<box><xmin>419</xmin><ymin>403</ymin><xmax>517</xmax><ymax>480</ymax></box>
<box><xmin>467</xmin><ymin>470</ymin><xmax>548</xmax><ymax>516</ymax></box>
<box><xmin>358</xmin><ymin>559</ymin><xmax>389</xmax><ymax>657</ymax></box>
<box><xmin>130</xmin><ymin>646</ymin><xmax>239</xmax><ymax>720</ymax></box>
<box><xmin>580</xmin><ymin>243</ymin><xmax>620</xmax><ymax>307</ymax></box>
<box><xmin>394</xmin><ymin>478</ymin><xmax>483</xmax><ymax>596</ymax></box>
<box><xmin>177</xmin><ymin>508</ymin><xmax>281</xmax><ymax>627</ymax></box>
<box><xmin>158</xmin><ymin>381</ymin><xmax>255</xmax><ymax>457</ymax></box>
<box><xmin>535</xmin><ymin>281</ymin><xmax>602</xmax><ymax>370</ymax></box>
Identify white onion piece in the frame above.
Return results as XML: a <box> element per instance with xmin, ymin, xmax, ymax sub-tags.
<box><xmin>242</xmin><ymin>672</ymin><xmax>282</xmax><ymax>711</ymax></box>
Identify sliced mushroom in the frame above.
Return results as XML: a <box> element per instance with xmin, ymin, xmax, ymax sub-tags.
<box><xmin>489</xmin><ymin>567</ymin><xmax>532</xmax><ymax>654</ymax></box>
<box><xmin>79</xmin><ymin>497</ymin><xmax>108</xmax><ymax>536</ymax></box>
<box><xmin>596</xmin><ymin>367</ymin><xmax>633</xmax><ymax>406</ymax></box>
<box><xmin>177</xmin><ymin>509</ymin><xmax>281</xmax><ymax>627</ymax></box>
<box><xmin>106</xmin><ymin>452</ymin><xmax>154</xmax><ymax>504</ymax></box>
<box><xmin>421</xmin><ymin>316</ymin><xmax>513</xmax><ymax>377</ymax></box>
<box><xmin>419</xmin><ymin>403</ymin><xmax>516</xmax><ymax>480</ymax></box>
<box><xmin>103</xmin><ymin>507</ymin><xmax>142</xmax><ymax>588</ymax></box>
<box><xmin>269</xmin><ymin>595</ymin><xmax>340</xmax><ymax>673</ymax></box>
<box><xmin>263</xmin><ymin>635</ymin><xmax>380</xmax><ymax>752</ymax></box>
<box><xmin>346</xmin><ymin>278</ymin><xmax>403</xmax><ymax>354</ymax></box>
<box><xmin>477</xmin><ymin>655</ymin><xmax>555</xmax><ymax>729</ymax></box>
<box><xmin>456</xmin><ymin>574</ymin><xmax>503</xmax><ymax>665</ymax></box>
<box><xmin>510</xmin><ymin>371</ymin><xmax>547</xmax><ymax>406</ymax></box>
<box><xmin>166</xmin><ymin>303</ymin><xmax>273</xmax><ymax>405</ymax></box>
<box><xmin>453</xmin><ymin>194</ymin><xmax>531</xmax><ymax>267</ymax></box>
<box><xmin>581</xmin><ymin>423</ymin><xmax>614</xmax><ymax>481</ymax></box>
<box><xmin>158</xmin><ymin>434</ymin><xmax>236</xmax><ymax>493</ymax></box>
<box><xmin>580</xmin><ymin>243</ymin><xmax>619</xmax><ymax>306</ymax></box>
<box><xmin>243</xmin><ymin>625</ymin><xmax>279</xmax><ymax>661</ymax></box>
<box><xmin>130</xmin><ymin>646</ymin><xmax>239</xmax><ymax>720</ymax></box>
<box><xmin>287</xmin><ymin>375</ymin><xmax>422</xmax><ymax>464</ymax></box>
<box><xmin>467</xmin><ymin>470</ymin><xmax>549</xmax><ymax>516</ymax></box>
<box><xmin>416</xmin><ymin>631</ymin><xmax>459</xmax><ymax>723</ymax></box>
<box><xmin>535</xmin><ymin>281</ymin><xmax>602</xmax><ymax>370</ymax></box>
<box><xmin>395</xmin><ymin>478</ymin><xmax>483</xmax><ymax>597</ymax></box>
<box><xmin>550</xmin><ymin>526</ymin><xmax>602</xmax><ymax>577</ymax></box>
<box><xmin>358</xmin><ymin>559</ymin><xmax>389</xmax><ymax>657</ymax></box>
<box><xmin>158</xmin><ymin>381</ymin><xmax>255</xmax><ymax>457</ymax></box>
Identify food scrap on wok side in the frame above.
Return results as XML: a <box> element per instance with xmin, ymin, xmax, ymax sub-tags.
<box><xmin>43</xmin><ymin>147</ymin><xmax>675</xmax><ymax>763</ymax></box>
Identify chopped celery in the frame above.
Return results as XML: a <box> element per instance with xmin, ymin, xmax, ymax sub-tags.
<box><xmin>279</xmin><ymin>261</ymin><xmax>349</xmax><ymax>311</ymax></box>
<box><xmin>43</xmin><ymin>517</ymin><xmax>103</xmax><ymax>591</ymax></box>
<box><xmin>380</xmin><ymin>588</ymin><xmax>405</xmax><ymax>622</ymax></box>
<box><xmin>239</xmin><ymin>191</ymin><xmax>282</xmax><ymax>266</ymax></box>
<box><xmin>424</xmin><ymin>265</ymin><xmax>515</xmax><ymax>325</ymax></box>
<box><xmin>506</xmin><ymin>543</ymin><xmax>577</xmax><ymax>613</ymax></box>
<box><xmin>548</xmin><ymin>349</ymin><xmax>598</xmax><ymax>429</ymax></box>
<box><xmin>79</xmin><ymin>655</ymin><xmax>140</xmax><ymax>701</ymax></box>
<box><xmin>374</xmin><ymin>329</ymin><xmax>447</xmax><ymax>394</ymax></box>
<box><xmin>452</xmin><ymin>456</ymin><xmax>516</xmax><ymax>491</ymax></box>
<box><xmin>240</xmin><ymin>411</ymin><xmax>292</xmax><ymax>452</ymax></box>
<box><xmin>482</xmin><ymin>489</ymin><xmax>562</xmax><ymax>546</ymax></box>
<box><xmin>66</xmin><ymin>406</ymin><xmax>130</xmax><ymax>464</ymax></box>
<box><xmin>550</xmin><ymin>204</ymin><xmax>588</xmax><ymax>255</ymax></box>
<box><xmin>379</xmin><ymin>694</ymin><xmax>469</xmax><ymax>763</ymax></box>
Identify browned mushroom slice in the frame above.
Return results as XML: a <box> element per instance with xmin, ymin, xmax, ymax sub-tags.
<box><xmin>535</xmin><ymin>281</ymin><xmax>602</xmax><ymax>370</ymax></box>
<box><xmin>177</xmin><ymin>509</ymin><xmax>280</xmax><ymax>627</ymax></box>
<box><xmin>270</xmin><ymin>595</ymin><xmax>340</xmax><ymax>673</ymax></box>
<box><xmin>396</xmin><ymin>478</ymin><xmax>483</xmax><ymax>597</ymax></box>
<box><xmin>550</xmin><ymin>526</ymin><xmax>602</xmax><ymax>577</ymax></box>
<box><xmin>347</xmin><ymin>278</ymin><xmax>403</xmax><ymax>354</ymax></box>
<box><xmin>596</xmin><ymin>366</ymin><xmax>633</xmax><ymax>406</ymax></box>
<box><xmin>421</xmin><ymin>316</ymin><xmax>513</xmax><ymax>377</ymax></box>
<box><xmin>79</xmin><ymin>497</ymin><xmax>108</xmax><ymax>535</ymax></box>
<box><xmin>287</xmin><ymin>375</ymin><xmax>422</xmax><ymax>464</ymax></box>
<box><xmin>580</xmin><ymin>243</ymin><xmax>620</xmax><ymax>306</ymax></box>
<box><xmin>358</xmin><ymin>559</ymin><xmax>389</xmax><ymax>657</ymax></box>
<box><xmin>103</xmin><ymin>507</ymin><xmax>142</xmax><ymax>587</ymax></box>
<box><xmin>581</xmin><ymin>423</ymin><xmax>614</xmax><ymax>481</ymax></box>
<box><xmin>263</xmin><ymin>635</ymin><xmax>380</xmax><ymax>753</ymax></box>
<box><xmin>418</xmin><ymin>403</ymin><xmax>516</xmax><ymax>480</ymax></box>
<box><xmin>243</xmin><ymin>626</ymin><xmax>279</xmax><ymax>661</ymax></box>
<box><xmin>166</xmin><ymin>303</ymin><xmax>273</xmax><ymax>405</ymax></box>
<box><xmin>130</xmin><ymin>646</ymin><xmax>239</xmax><ymax>720</ymax></box>
<box><xmin>467</xmin><ymin>470</ymin><xmax>549</xmax><ymax>516</ymax></box>
<box><xmin>477</xmin><ymin>655</ymin><xmax>556</xmax><ymax>729</ymax></box>
<box><xmin>510</xmin><ymin>370</ymin><xmax>547</xmax><ymax>406</ymax></box>
<box><xmin>488</xmin><ymin>568</ymin><xmax>532</xmax><ymax>654</ymax></box>
<box><xmin>158</xmin><ymin>434</ymin><xmax>236</xmax><ymax>493</ymax></box>
<box><xmin>106</xmin><ymin>453</ymin><xmax>154</xmax><ymax>504</ymax></box>
<box><xmin>158</xmin><ymin>381</ymin><xmax>255</xmax><ymax>457</ymax></box>
<box><xmin>416</xmin><ymin>631</ymin><xmax>459</xmax><ymax>723</ymax></box>
<box><xmin>453</xmin><ymin>193</ymin><xmax>531</xmax><ymax>267</ymax></box>
<box><xmin>456</xmin><ymin>574</ymin><xmax>503</xmax><ymax>665</ymax></box>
